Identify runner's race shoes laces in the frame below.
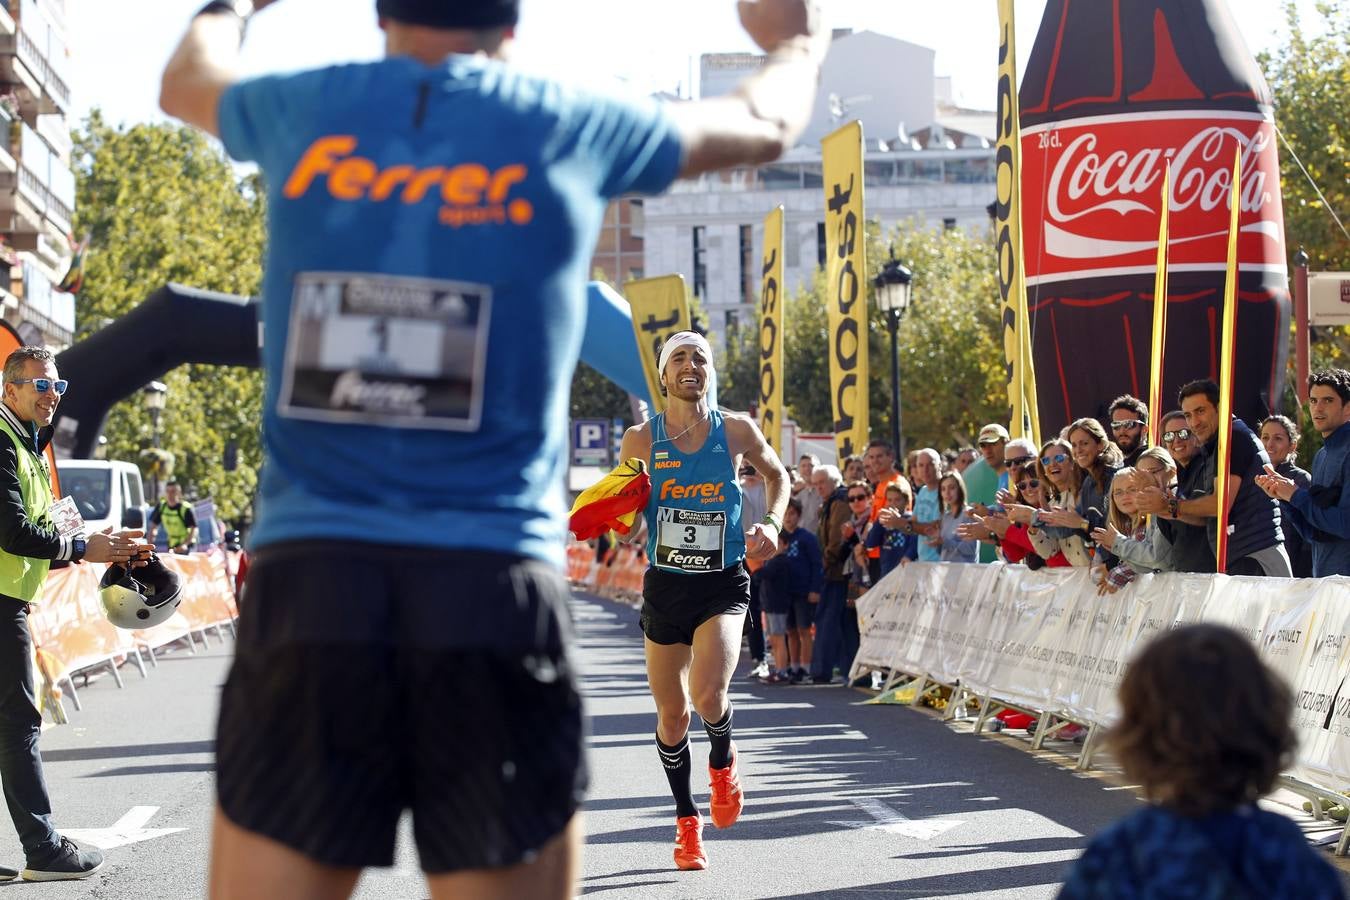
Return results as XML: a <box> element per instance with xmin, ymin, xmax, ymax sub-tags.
<box><xmin>673</xmin><ymin>815</ymin><xmax>707</xmax><ymax>870</ymax></box>
<box><xmin>708</xmin><ymin>743</ymin><xmax>744</xmax><ymax>829</ymax></box>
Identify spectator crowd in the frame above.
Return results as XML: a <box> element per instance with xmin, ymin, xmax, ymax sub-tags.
<box><xmin>746</xmin><ymin>370</ymin><xmax>1350</xmax><ymax>685</ymax></box>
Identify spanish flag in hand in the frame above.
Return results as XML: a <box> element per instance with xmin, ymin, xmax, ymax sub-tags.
<box><xmin>569</xmin><ymin>458</ymin><xmax>651</xmax><ymax>540</ymax></box>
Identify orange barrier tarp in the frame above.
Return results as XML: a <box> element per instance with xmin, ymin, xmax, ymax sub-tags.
<box><xmin>31</xmin><ymin>551</ymin><xmax>241</xmax><ymax>693</ymax></box>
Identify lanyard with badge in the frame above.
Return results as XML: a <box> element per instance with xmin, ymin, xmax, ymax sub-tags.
<box><xmin>277</xmin><ymin>272</ymin><xmax>491</xmax><ymax>431</ymax></box>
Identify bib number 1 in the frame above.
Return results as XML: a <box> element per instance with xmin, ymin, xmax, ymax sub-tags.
<box><xmin>277</xmin><ymin>272</ymin><xmax>491</xmax><ymax>431</ymax></box>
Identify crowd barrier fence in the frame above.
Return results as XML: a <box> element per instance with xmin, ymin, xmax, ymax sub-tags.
<box><xmin>29</xmin><ymin>550</ymin><xmax>241</xmax><ymax>723</ymax></box>
<box><xmin>568</xmin><ymin>540</ymin><xmax>645</xmax><ymax>604</ymax></box>
<box><xmin>849</xmin><ymin>561</ymin><xmax>1350</xmax><ymax>852</ymax></box>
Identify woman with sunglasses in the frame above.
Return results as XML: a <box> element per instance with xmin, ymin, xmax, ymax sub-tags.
<box><xmin>1007</xmin><ymin>438</ymin><xmax>1094</xmax><ymax>566</ymax></box>
<box><xmin>962</xmin><ymin>463</ymin><xmax>1070</xmax><ymax>567</ymax></box>
<box><xmin>1259</xmin><ymin>415</ymin><xmax>1312</xmax><ymax>577</ymax></box>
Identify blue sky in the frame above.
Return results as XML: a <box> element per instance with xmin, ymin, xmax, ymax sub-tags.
<box><xmin>66</xmin><ymin>0</ymin><xmax>1329</xmax><ymax>129</ymax></box>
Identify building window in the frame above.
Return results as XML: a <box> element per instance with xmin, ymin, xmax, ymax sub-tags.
<box><xmin>725</xmin><ymin>309</ymin><xmax>740</xmax><ymax>336</ymax></box>
<box><xmin>692</xmin><ymin>225</ymin><xmax>707</xmax><ymax>299</ymax></box>
<box><xmin>943</xmin><ymin>217</ymin><xmax>958</xmax><ymax>231</ymax></box>
<box><xmin>739</xmin><ymin>224</ymin><xmax>754</xmax><ymax>307</ymax></box>
<box><xmin>816</xmin><ymin>222</ymin><xmax>827</xmax><ymax>269</ymax></box>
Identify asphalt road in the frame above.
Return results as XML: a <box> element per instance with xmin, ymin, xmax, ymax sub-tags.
<box><xmin>2</xmin><ymin>590</ymin><xmax>1345</xmax><ymax>899</ymax></box>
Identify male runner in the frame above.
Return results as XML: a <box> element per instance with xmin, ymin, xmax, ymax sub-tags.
<box><xmin>159</xmin><ymin>0</ymin><xmax>826</xmax><ymax>898</ymax></box>
<box><xmin>618</xmin><ymin>332</ymin><xmax>788</xmax><ymax>870</ymax></box>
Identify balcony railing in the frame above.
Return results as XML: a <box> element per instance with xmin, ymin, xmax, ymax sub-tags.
<box><xmin>12</xmin><ymin>24</ymin><xmax>65</xmax><ymax>113</ymax></box>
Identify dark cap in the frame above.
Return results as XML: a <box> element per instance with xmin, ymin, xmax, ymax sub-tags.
<box><xmin>375</xmin><ymin>0</ymin><xmax>519</xmax><ymax>29</ymax></box>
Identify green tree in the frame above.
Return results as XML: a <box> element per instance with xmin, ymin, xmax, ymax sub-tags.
<box><xmin>720</xmin><ymin>221</ymin><xmax>1006</xmax><ymax>453</ymax></box>
<box><xmin>72</xmin><ymin>112</ymin><xmax>266</xmax><ymax>522</ymax></box>
<box><xmin>1260</xmin><ymin>0</ymin><xmax>1349</xmax><ymax>461</ymax></box>
<box><xmin>1262</xmin><ymin>0</ymin><xmax>1350</xmax><ymax>274</ymax></box>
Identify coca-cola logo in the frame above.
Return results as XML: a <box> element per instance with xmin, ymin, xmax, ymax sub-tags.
<box><xmin>1021</xmin><ymin>114</ymin><xmax>1286</xmax><ymax>279</ymax></box>
<box><xmin>1048</xmin><ymin>126</ymin><xmax>1272</xmax><ymax>223</ymax></box>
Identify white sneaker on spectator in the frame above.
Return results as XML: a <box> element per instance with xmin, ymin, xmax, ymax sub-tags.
<box><xmin>746</xmin><ymin>660</ymin><xmax>769</xmax><ymax>680</ymax></box>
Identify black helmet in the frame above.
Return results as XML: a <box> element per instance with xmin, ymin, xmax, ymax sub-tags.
<box><xmin>99</xmin><ymin>556</ymin><xmax>183</xmax><ymax>630</ymax></box>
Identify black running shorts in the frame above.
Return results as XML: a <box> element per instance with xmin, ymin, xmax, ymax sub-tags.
<box><xmin>216</xmin><ymin>542</ymin><xmax>586</xmax><ymax>873</ymax></box>
<box><xmin>640</xmin><ymin>562</ymin><xmax>750</xmax><ymax>646</ymax></box>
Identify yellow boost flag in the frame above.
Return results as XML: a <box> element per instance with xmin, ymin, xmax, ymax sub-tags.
<box><xmin>1214</xmin><ymin>148</ymin><xmax>1241</xmax><ymax>573</ymax></box>
<box><xmin>1148</xmin><ymin>166</ymin><xmax>1171</xmax><ymax>448</ymax></box>
<box><xmin>821</xmin><ymin>122</ymin><xmax>868</xmax><ymax>462</ymax></box>
<box><xmin>995</xmin><ymin>0</ymin><xmax>1040</xmax><ymax>447</ymax></box>
<box><xmin>758</xmin><ymin>206</ymin><xmax>785</xmax><ymax>455</ymax></box>
<box><xmin>624</xmin><ymin>275</ymin><xmax>692</xmax><ymax>415</ymax></box>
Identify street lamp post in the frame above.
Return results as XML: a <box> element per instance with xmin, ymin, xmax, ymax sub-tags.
<box><xmin>873</xmin><ymin>247</ymin><xmax>913</xmax><ymax>460</ymax></box>
<box><xmin>142</xmin><ymin>381</ymin><xmax>168</xmax><ymax>504</ymax></box>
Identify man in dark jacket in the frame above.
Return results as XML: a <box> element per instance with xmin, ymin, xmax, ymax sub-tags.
<box><xmin>1257</xmin><ymin>369</ymin><xmax>1350</xmax><ymax>576</ymax></box>
<box><xmin>808</xmin><ymin>464</ymin><xmax>850</xmax><ymax>684</ymax></box>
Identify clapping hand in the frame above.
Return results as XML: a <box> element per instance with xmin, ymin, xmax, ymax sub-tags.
<box><xmin>1255</xmin><ymin>464</ymin><xmax>1297</xmax><ymax>501</ymax></box>
<box><xmin>1089</xmin><ymin>522</ymin><xmax>1121</xmax><ymax>552</ymax></box>
<box><xmin>1133</xmin><ymin>485</ymin><xmax>1169</xmax><ymax>515</ymax></box>
<box><xmin>1039</xmin><ymin>508</ymin><xmax>1086</xmax><ymax>529</ymax></box>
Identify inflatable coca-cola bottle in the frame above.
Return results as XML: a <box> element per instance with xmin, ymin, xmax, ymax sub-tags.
<box><xmin>1019</xmin><ymin>0</ymin><xmax>1290</xmax><ymax>429</ymax></box>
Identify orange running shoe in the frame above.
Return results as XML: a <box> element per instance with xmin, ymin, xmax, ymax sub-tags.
<box><xmin>708</xmin><ymin>744</ymin><xmax>744</xmax><ymax>829</ymax></box>
<box><xmin>673</xmin><ymin>815</ymin><xmax>707</xmax><ymax>870</ymax></box>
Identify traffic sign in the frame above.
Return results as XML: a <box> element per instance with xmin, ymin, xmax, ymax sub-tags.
<box><xmin>572</xmin><ymin>419</ymin><xmax>610</xmax><ymax>467</ymax></box>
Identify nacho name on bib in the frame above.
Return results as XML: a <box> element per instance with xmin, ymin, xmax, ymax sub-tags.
<box><xmin>656</xmin><ymin>507</ymin><xmax>726</xmax><ymax>573</ymax></box>
<box><xmin>278</xmin><ymin>271</ymin><xmax>491</xmax><ymax>431</ymax></box>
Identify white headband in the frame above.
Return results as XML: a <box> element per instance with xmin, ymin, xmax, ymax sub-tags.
<box><xmin>657</xmin><ymin>331</ymin><xmax>713</xmax><ymax>375</ymax></box>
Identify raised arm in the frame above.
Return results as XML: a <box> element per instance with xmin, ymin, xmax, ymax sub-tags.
<box><xmin>668</xmin><ymin>0</ymin><xmax>829</xmax><ymax>178</ymax></box>
<box><xmin>160</xmin><ymin>1</ymin><xmax>278</xmax><ymax>136</ymax></box>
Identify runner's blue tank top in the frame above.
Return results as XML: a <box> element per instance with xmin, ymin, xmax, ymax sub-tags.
<box><xmin>644</xmin><ymin>409</ymin><xmax>744</xmax><ymax>574</ymax></box>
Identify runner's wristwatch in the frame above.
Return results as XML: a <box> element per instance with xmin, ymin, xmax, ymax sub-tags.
<box><xmin>762</xmin><ymin>512</ymin><xmax>781</xmax><ymax>530</ymax></box>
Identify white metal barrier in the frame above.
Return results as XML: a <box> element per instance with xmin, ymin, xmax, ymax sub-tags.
<box><xmin>850</xmin><ymin>562</ymin><xmax>1350</xmax><ymax>851</ymax></box>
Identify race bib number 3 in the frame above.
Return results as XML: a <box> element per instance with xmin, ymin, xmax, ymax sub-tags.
<box><xmin>278</xmin><ymin>272</ymin><xmax>491</xmax><ymax>431</ymax></box>
<box><xmin>656</xmin><ymin>507</ymin><xmax>726</xmax><ymax>573</ymax></box>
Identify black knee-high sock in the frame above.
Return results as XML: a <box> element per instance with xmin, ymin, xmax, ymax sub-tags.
<box><xmin>657</xmin><ymin>734</ymin><xmax>698</xmax><ymax>818</ymax></box>
<box><xmin>704</xmin><ymin>706</ymin><xmax>734</xmax><ymax>769</ymax></box>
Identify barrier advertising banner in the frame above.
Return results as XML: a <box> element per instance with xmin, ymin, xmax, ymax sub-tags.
<box><xmin>854</xmin><ymin>561</ymin><xmax>1350</xmax><ymax>802</ymax></box>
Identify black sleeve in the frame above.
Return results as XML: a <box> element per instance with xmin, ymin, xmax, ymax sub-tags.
<box><xmin>0</xmin><ymin>443</ymin><xmax>70</xmax><ymax>562</ymax></box>
<box><xmin>1231</xmin><ymin>429</ymin><xmax>1260</xmax><ymax>479</ymax></box>
<box><xmin>148</xmin><ymin>504</ymin><xmax>162</xmax><ymax>526</ymax></box>
<box><xmin>183</xmin><ymin>507</ymin><xmax>197</xmax><ymax>527</ymax></box>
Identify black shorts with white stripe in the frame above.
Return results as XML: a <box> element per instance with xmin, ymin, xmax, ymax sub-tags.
<box><xmin>216</xmin><ymin>541</ymin><xmax>586</xmax><ymax>873</ymax></box>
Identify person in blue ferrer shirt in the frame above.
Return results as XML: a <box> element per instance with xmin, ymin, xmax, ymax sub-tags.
<box><xmin>1058</xmin><ymin>624</ymin><xmax>1344</xmax><ymax>900</ymax></box>
<box><xmin>1257</xmin><ymin>368</ymin><xmax>1350</xmax><ymax>577</ymax></box>
<box><xmin>158</xmin><ymin>0</ymin><xmax>830</xmax><ymax>894</ymax></box>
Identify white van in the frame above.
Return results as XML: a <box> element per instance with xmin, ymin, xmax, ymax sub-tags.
<box><xmin>55</xmin><ymin>459</ymin><xmax>149</xmax><ymax>536</ymax></box>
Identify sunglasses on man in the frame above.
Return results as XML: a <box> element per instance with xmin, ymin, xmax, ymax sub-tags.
<box><xmin>9</xmin><ymin>378</ymin><xmax>68</xmax><ymax>395</ymax></box>
<box><xmin>1163</xmin><ymin>428</ymin><xmax>1193</xmax><ymax>442</ymax></box>
<box><xmin>1005</xmin><ymin>455</ymin><xmax>1034</xmax><ymax>468</ymax></box>
<box><xmin>847</xmin><ymin>493</ymin><xmax>870</xmax><ymax>502</ymax></box>
<box><xmin>1110</xmin><ymin>419</ymin><xmax>1143</xmax><ymax>431</ymax></box>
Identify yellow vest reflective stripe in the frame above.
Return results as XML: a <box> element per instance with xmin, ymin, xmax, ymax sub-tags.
<box><xmin>0</xmin><ymin>417</ymin><xmax>53</xmax><ymax>603</ymax></box>
<box><xmin>157</xmin><ymin>502</ymin><xmax>191</xmax><ymax>547</ymax></box>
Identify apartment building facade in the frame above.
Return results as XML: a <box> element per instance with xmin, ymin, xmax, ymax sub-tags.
<box><xmin>0</xmin><ymin>0</ymin><xmax>74</xmax><ymax>348</ymax></box>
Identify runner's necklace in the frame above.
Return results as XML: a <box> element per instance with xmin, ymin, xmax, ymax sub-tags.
<box><xmin>664</xmin><ymin>409</ymin><xmax>710</xmax><ymax>444</ymax></box>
